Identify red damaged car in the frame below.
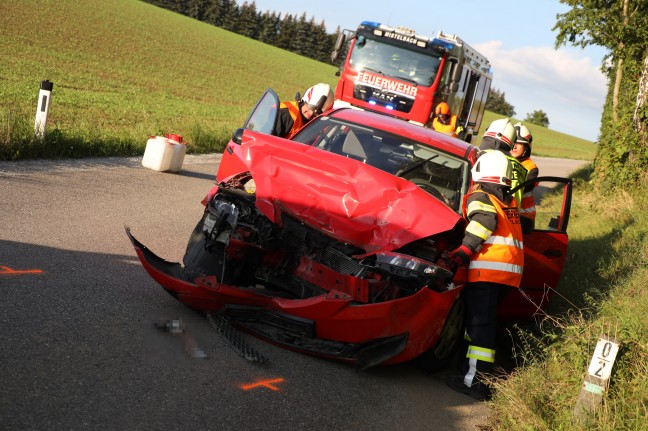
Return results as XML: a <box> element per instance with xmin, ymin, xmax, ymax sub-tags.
<box><xmin>127</xmin><ymin>89</ymin><xmax>572</xmax><ymax>369</ymax></box>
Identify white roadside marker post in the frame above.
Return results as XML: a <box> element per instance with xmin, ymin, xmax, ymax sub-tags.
<box><xmin>573</xmin><ymin>335</ymin><xmax>620</xmax><ymax>423</ymax></box>
<box><xmin>34</xmin><ymin>79</ymin><xmax>54</xmax><ymax>139</ymax></box>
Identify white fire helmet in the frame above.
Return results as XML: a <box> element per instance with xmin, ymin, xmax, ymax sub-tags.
<box><xmin>514</xmin><ymin>122</ymin><xmax>533</xmax><ymax>147</ymax></box>
<box><xmin>301</xmin><ymin>83</ymin><xmax>334</xmax><ymax>115</ymax></box>
<box><xmin>471</xmin><ymin>150</ymin><xmax>513</xmax><ymax>187</ymax></box>
<box><xmin>483</xmin><ymin>119</ymin><xmax>516</xmax><ymax>150</ymax></box>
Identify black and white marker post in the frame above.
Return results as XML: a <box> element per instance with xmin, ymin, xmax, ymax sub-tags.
<box><xmin>573</xmin><ymin>334</ymin><xmax>620</xmax><ymax>423</ymax></box>
<box><xmin>34</xmin><ymin>79</ymin><xmax>54</xmax><ymax>139</ymax></box>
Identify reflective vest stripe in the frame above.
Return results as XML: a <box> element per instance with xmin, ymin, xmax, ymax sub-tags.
<box><xmin>520</xmin><ymin>158</ymin><xmax>538</xmax><ymax>220</ymax></box>
<box><xmin>469</xmin><ymin>260</ymin><xmax>524</xmax><ymax>275</ymax></box>
<box><xmin>484</xmin><ymin>235</ymin><xmax>523</xmax><ymax>249</ymax></box>
<box><xmin>466</xmin><ymin>220</ymin><xmax>493</xmax><ymax>241</ymax></box>
<box><xmin>466</xmin><ymin>345</ymin><xmax>496</xmax><ymax>363</ymax></box>
<box><xmin>467</xmin><ymin>200</ymin><xmax>497</xmax><ymax>216</ymax></box>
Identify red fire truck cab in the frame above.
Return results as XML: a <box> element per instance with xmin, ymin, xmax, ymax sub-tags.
<box><xmin>332</xmin><ymin>21</ymin><xmax>492</xmax><ymax>142</ymax></box>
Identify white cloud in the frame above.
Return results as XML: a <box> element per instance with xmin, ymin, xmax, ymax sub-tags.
<box><xmin>474</xmin><ymin>41</ymin><xmax>607</xmax><ymax>141</ymax></box>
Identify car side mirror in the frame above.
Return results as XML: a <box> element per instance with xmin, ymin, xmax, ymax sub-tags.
<box><xmin>232</xmin><ymin>128</ymin><xmax>244</xmax><ymax>145</ymax></box>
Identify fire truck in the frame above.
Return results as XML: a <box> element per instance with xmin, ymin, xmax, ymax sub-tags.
<box><xmin>331</xmin><ymin>21</ymin><xmax>492</xmax><ymax>142</ymax></box>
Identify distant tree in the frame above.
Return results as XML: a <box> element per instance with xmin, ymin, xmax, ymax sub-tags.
<box><xmin>554</xmin><ymin>0</ymin><xmax>648</xmax><ymax>189</ymax></box>
<box><xmin>554</xmin><ymin>0</ymin><xmax>648</xmax><ymax>123</ymax></box>
<box><xmin>314</xmin><ymin>20</ymin><xmax>333</xmax><ymax>63</ymax></box>
<box><xmin>524</xmin><ymin>110</ymin><xmax>550</xmax><ymax>128</ymax></box>
<box><xmin>238</xmin><ymin>1</ymin><xmax>258</xmax><ymax>39</ymax></box>
<box><xmin>485</xmin><ymin>87</ymin><xmax>516</xmax><ymax>117</ymax></box>
<box><xmin>258</xmin><ymin>11</ymin><xmax>279</xmax><ymax>45</ymax></box>
<box><xmin>187</xmin><ymin>0</ymin><xmax>208</xmax><ymax>21</ymax></box>
<box><xmin>275</xmin><ymin>14</ymin><xmax>296</xmax><ymax>51</ymax></box>
<box><xmin>220</xmin><ymin>0</ymin><xmax>240</xmax><ymax>32</ymax></box>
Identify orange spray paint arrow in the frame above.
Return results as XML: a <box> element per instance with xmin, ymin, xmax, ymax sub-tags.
<box><xmin>240</xmin><ymin>378</ymin><xmax>285</xmax><ymax>391</ymax></box>
<box><xmin>0</xmin><ymin>265</ymin><xmax>44</xmax><ymax>275</ymax></box>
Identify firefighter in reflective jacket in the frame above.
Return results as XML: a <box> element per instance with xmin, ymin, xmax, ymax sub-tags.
<box><xmin>273</xmin><ymin>83</ymin><xmax>334</xmax><ymax>139</ymax></box>
<box><xmin>479</xmin><ymin>118</ymin><xmax>528</xmax><ymax>209</ymax></box>
<box><xmin>512</xmin><ymin>123</ymin><xmax>538</xmax><ymax>233</ymax></box>
<box><xmin>445</xmin><ymin>150</ymin><xmax>524</xmax><ymax>401</ymax></box>
<box><xmin>432</xmin><ymin>102</ymin><xmax>461</xmax><ymax>137</ymax></box>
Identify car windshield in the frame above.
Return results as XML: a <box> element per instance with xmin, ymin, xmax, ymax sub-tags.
<box><xmin>292</xmin><ymin>116</ymin><xmax>470</xmax><ymax>211</ymax></box>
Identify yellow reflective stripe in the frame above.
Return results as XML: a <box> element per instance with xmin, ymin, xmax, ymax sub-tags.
<box><xmin>466</xmin><ymin>220</ymin><xmax>492</xmax><ymax>241</ymax></box>
<box><xmin>467</xmin><ymin>200</ymin><xmax>497</xmax><ymax>217</ymax></box>
<box><xmin>469</xmin><ymin>260</ymin><xmax>524</xmax><ymax>274</ymax></box>
<box><xmin>483</xmin><ymin>235</ymin><xmax>523</xmax><ymax>250</ymax></box>
<box><xmin>466</xmin><ymin>345</ymin><xmax>496</xmax><ymax>363</ymax></box>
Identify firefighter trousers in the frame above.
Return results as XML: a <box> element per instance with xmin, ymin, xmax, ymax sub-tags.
<box><xmin>460</xmin><ymin>281</ymin><xmax>511</xmax><ymax>387</ymax></box>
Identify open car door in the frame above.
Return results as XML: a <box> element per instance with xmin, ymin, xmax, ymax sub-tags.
<box><xmin>217</xmin><ymin>88</ymin><xmax>280</xmax><ymax>182</ymax></box>
<box><xmin>498</xmin><ymin>176</ymin><xmax>573</xmax><ymax>320</ymax></box>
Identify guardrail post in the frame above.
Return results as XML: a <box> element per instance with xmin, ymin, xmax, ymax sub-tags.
<box><xmin>35</xmin><ymin>79</ymin><xmax>54</xmax><ymax>139</ymax></box>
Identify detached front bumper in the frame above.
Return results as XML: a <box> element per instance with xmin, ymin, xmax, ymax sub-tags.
<box><xmin>126</xmin><ymin>227</ymin><xmax>462</xmax><ymax>367</ymax></box>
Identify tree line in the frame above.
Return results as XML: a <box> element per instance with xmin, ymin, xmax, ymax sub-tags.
<box><xmin>555</xmin><ymin>0</ymin><xmax>648</xmax><ymax>190</ymax></box>
<box><xmin>142</xmin><ymin>0</ymin><xmax>338</xmax><ymax>63</ymax></box>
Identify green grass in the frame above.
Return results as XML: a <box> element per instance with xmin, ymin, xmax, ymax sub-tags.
<box><xmin>0</xmin><ymin>0</ymin><xmax>339</xmax><ymax>159</ymax></box>
<box><xmin>0</xmin><ymin>0</ymin><xmax>596</xmax><ymax>161</ymax></box>
<box><xmin>489</xmin><ymin>170</ymin><xmax>648</xmax><ymax>430</ymax></box>
<box><xmin>482</xmin><ymin>111</ymin><xmax>597</xmax><ymax>161</ymax></box>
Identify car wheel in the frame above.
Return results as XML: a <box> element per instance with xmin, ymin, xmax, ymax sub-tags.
<box><xmin>419</xmin><ymin>297</ymin><xmax>465</xmax><ymax>371</ymax></box>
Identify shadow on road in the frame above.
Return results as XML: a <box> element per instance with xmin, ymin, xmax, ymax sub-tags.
<box><xmin>0</xmin><ymin>239</ymin><xmax>487</xmax><ymax>431</ymax></box>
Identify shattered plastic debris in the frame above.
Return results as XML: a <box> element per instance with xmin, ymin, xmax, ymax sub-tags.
<box><xmin>155</xmin><ymin>318</ymin><xmax>208</xmax><ymax>359</ymax></box>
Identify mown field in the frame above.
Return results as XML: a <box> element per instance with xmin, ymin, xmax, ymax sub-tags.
<box><xmin>0</xmin><ymin>0</ymin><xmax>596</xmax><ymax>161</ymax></box>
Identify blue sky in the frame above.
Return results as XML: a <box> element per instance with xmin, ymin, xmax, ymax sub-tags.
<box><xmin>251</xmin><ymin>0</ymin><xmax>608</xmax><ymax>142</ymax></box>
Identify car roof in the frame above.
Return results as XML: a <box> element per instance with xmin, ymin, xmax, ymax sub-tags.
<box><xmin>325</xmin><ymin>107</ymin><xmax>477</xmax><ymax>160</ymax></box>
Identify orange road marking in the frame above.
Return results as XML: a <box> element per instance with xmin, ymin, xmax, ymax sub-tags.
<box><xmin>0</xmin><ymin>266</ymin><xmax>43</xmax><ymax>275</ymax></box>
<box><xmin>240</xmin><ymin>378</ymin><xmax>285</xmax><ymax>391</ymax></box>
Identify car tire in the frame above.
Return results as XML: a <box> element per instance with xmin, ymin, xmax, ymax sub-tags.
<box><xmin>418</xmin><ymin>296</ymin><xmax>465</xmax><ymax>372</ymax></box>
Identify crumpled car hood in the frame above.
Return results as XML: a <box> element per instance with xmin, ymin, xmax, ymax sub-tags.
<box><xmin>237</xmin><ymin>133</ymin><xmax>464</xmax><ymax>254</ymax></box>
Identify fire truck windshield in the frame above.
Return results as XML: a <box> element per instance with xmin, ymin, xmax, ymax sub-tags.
<box><xmin>349</xmin><ymin>37</ymin><xmax>442</xmax><ymax>87</ymax></box>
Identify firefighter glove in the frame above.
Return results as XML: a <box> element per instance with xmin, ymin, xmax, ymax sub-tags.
<box><xmin>448</xmin><ymin>244</ymin><xmax>472</xmax><ymax>268</ymax></box>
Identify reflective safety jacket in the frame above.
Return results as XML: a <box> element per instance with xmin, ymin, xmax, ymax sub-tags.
<box><xmin>508</xmin><ymin>156</ymin><xmax>528</xmax><ymax>210</ymax></box>
<box><xmin>278</xmin><ymin>101</ymin><xmax>305</xmax><ymax>139</ymax></box>
<box><xmin>463</xmin><ymin>191</ymin><xmax>524</xmax><ymax>288</ymax></box>
<box><xmin>519</xmin><ymin>158</ymin><xmax>538</xmax><ymax>221</ymax></box>
<box><xmin>432</xmin><ymin>115</ymin><xmax>458</xmax><ymax>137</ymax></box>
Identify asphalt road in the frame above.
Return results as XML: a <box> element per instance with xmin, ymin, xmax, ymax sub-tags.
<box><xmin>0</xmin><ymin>154</ymin><xmax>588</xmax><ymax>431</ymax></box>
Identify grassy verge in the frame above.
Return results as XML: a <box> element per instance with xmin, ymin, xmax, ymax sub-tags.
<box><xmin>489</xmin><ymin>169</ymin><xmax>648</xmax><ymax>430</ymax></box>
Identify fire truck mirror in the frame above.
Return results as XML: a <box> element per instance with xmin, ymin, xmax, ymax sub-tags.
<box><xmin>449</xmin><ymin>59</ymin><xmax>461</xmax><ymax>85</ymax></box>
<box><xmin>333</xmin><ymin>33</ymin><xmax>346</xmax><ymax>53</ymax></box>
